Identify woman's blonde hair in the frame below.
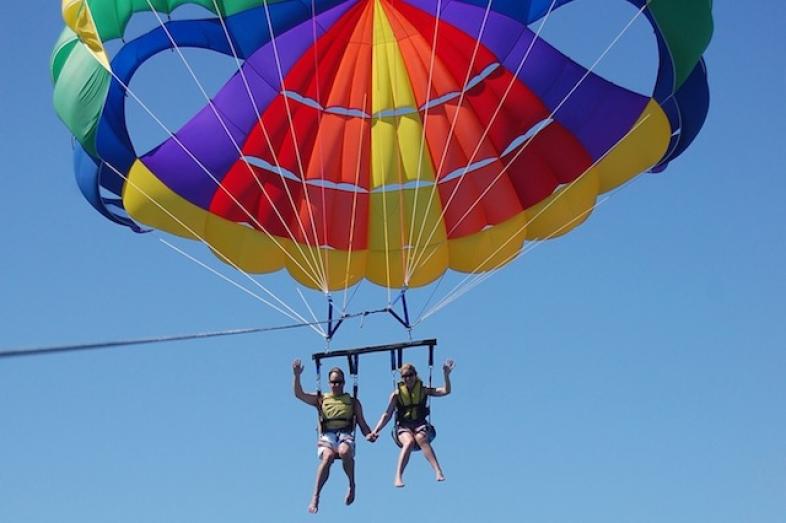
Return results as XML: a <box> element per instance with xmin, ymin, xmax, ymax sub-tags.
<box><xmin>399</xmin><ymin>363</ymin><xmax>417</xmax><ymax>375</ymax></box>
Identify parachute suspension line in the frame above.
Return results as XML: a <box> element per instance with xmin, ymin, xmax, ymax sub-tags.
<box><xmin>387</xmin><ymin>0</ymin><xmax>409</xmax><ymax>297</ymax></box>
<box><xmin>404</xmin><ymin>0</ymin><xmax>494</xmax><ymax>282</ymax></box>
<box><xmin>297</xmin><ymin>288</ymin><xmax>328</xmax><ymax>338</ymax></box>
<box><xmin>341</xmin><ymin>93</ymin><xmax>369</xmax><ymax>307</ymax></box>
<box><xmin>309</xmin><ymin>0</ymin><xmax>331</xmax><ymax>286</ymax></box>
<box><xmin>258</xmin><ymin>0</ymin><xmax>331</xmax><ymax>287</ymax></box>
<box><xmin>406</xmin><ymin>0</ymin><xmax>559</xmax><ymax>277</ymax></box>
<box><xmin>410</xmin><ymin>0</ymin><xmax>647</xmax><ymax>275</ymax></box>
<box><xmin>208</xmin><ymin>0</ymin><xmax>330</xmax><ymax>290</ymax></box>
<box><xmin>162</xmin><ymin>239</ymin><xmax>319</xmax><ymax>329</ymax></box>
<box><xmin>419</xmin><ymin>194</ymin><xmax>612</xmax><ymax>323</ymax></box>
<box><xmin>342</xmin><ymin>283</ymin><xmax>361</xmax><ymax>318</ymax></box>
<box><xmin>147</xmin><ymin>2</ymin><xmax>329</xmax><ymax>290</ymax></box>
<box><xmin>402</xmin><ymin>0</ymin><xmax>442</xmax><ymax>286</ymax></box>
<box><xmin>101</xmin><ymin>160</ymin><xmax>323</xmax><ymax>336</ymax></box>
<box><xmin>415</xmin><ymin>269</ymin><xmax>448</xmax><ymax>322</ymax></box>
<box><xmin>372</xmin><ymin>15</ymin><xmax>393</xmax><ymax>307</ymax></box>
<box><xmin>98</xmin><ymin>63</ymin><xmax>326</xmax><ymax>290</ymax></box>
<box><xmin>415</xmin><ymin>116</ymin><xmax>652</xmax><ymax>324</ymax></box>
<box><xmin>445</xmin><ymin>0</ymin><xmax>649</xmax><ymax>239</ymax></box>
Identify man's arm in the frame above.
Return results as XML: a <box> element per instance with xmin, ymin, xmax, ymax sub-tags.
<box><xmin>430</xmin><ymin>359</ymin><xmax>454</xmax><ymax>397</ymax></box>
<box><xmin>292</xmin><ymin>359</ymin><xmax>319</xmax><ymax>406</ymax></box>
<box><xmin>370</xmin><ymin>392</ymin><xmax>398</xmax><ymax>436</ymax></box>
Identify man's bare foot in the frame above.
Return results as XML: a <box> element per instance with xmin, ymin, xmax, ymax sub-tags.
<box><xmin>394</xmin><ymin>477</ymin><xmax>405</xmax><ymax>488</ymax></box>
<box><xmin>308</xmin><ymin>496</ymin><xmax>319</xmax><ymax>514</ymax></box>
<box><xmin>345</xmin><ymin>485</ymin><xmax>356</xmax><ymax>506</ymax></box>
<box><xmin>436</xmin><ymin>472</ymin><xmax>446</xmax><ymax>482</ymax></box>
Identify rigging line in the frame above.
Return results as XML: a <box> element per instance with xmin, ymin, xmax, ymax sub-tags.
<box><xmin>101</xmin><ymin>72</ymin><xmax>322</xmax><ymax>290</ymax></box>
<box><xmin>406</xmin><ymin>0</ymin><xmax>558</xmax><ymax>276</ymax></box>
<box><xmin>372</xmin><ymin>2</ymin><xmax>393</xmax><ymax>304</ymax></box>
<box><xmin>410</xmin><ymin>1</ymin><xmax>645</xmax><ymax>274</ymax></box>
<box><xmin>0</xmin><ymin>321</ymin><xmax>328</xmax><ymax>360</ymax></box>
<box><xmin>443</xmin><ymin>0</ymin><xmax>650</xmax><ymax>239</ymax></box>
<box><xmin>398</xmin><ymin>0</ymin><xmax>443</xmax><ymax>283</ymax></box>
<box><xmin>342</xmin><ymin>281</ymin><xmax>364</xmax><ymax>316</ymax></box>
<box><xmin>418</xmin><ymin>193</ymin><xmax>612</xmax><ymax>323</ymax></box>
<box><xmin>414</xmin><ymin>267</ymin><xmax>448</xmax><ymax>321</ymax></box>
<box><xmin>310</xmin><ymin>0</ymin><xmax>330</xmax><ymax>290</ymax></box>
<box><xmin>146</xmin><ymin>2</ymin><xmax>328</xmax><ymax>289</ymax></box>
<box><xmin>208</xmin><ymin>0</ymin><xmax>329</xmax><ymax>290</ymax></box>
<box><xmin>405</xmin><ymin>0</ymin><xmax>494</xmax><ymax>281</ymax></box>
<box><xmin>341</xmin><ymin>93</ymin><xmax>369</xmax><ymax>311</ymax></box>
<box><xmin>103</xmin><ymin>13</ymin><xmax>323</xmax><ymax>288</ymax></box>
<box><xmin>103</xmin><ymin>158</ymin><xmax>321</xmax><ymax>334</ymax></box>
<box><xmin>297</xmin><ymin>287</ymin><xmax>327</xmax><ymax>337</ymax></box>
<box><xmin>161</xmin><ymin>239</ymin><xmax>318</xmax><ymax>332</ymax></box>
<box><xmin>416</xmin><ymin>115</ymin><xmax>650</xmax><ymax>320</ymax></box>
<box><xmin>392</xmin><ymin>4</ymin><xmax>409</xmax><ymax>298</ymax></box>
<box><xmin>415</xmin><ymin>117</ymin><xmax>652</xmax><ymax>324</ymax></box>
<box><xmin>258</xmin><ymin>0</ymin><xmax>330</xmax><ymax>285</ymax></box>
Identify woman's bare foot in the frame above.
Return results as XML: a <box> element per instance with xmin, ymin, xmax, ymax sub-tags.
<box><xmin>436</xmin><ymin>472</ymin><xmax>446</xmax><ymax>482</ymax></box>
<box><xmin>308</xmin><ymin>495</ymin><xmax>319</xmax><ymax>514</ymax></box>
<box><xmin>345</xmin><ymin>485</ymin><xmax>355</xmax><ymax>506</ymax></box>
<box><xmin>394</xmin><ymin>477</ymin><xmax>405</xmax><ymax>488</ymax></box>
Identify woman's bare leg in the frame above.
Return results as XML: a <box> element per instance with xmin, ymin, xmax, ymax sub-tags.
<box><xmin>395</xmin><ymin>432</ymin><xmax>415</xmax><ymax>487</ymax></box>
<box><xmin>415</xmin><ymin>432</ymin><xmax>445</xmax><ymax>481</ymax></box>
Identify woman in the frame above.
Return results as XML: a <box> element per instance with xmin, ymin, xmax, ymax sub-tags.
<box><xmin>370</xmin><ymin>360</ymin><xmax>455</xmax><ymax>487</ymax></box>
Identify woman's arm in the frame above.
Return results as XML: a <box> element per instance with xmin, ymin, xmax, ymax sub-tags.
<box><xmin>371</xmin><ymin>392</ymin><xmax>398</xmax><ymax>435</ymax></box>
<box><xmin>430</xmin><ymin>360</ymin><xmax>455</xmax><ymax>397</ymax></box>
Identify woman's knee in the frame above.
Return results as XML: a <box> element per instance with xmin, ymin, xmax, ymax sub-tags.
<box><xmin>399</xmin><ymin>433</ymin><xmax>416</xmax><ymax>450</ymax></box>
<box><xmin>414</xmin><ymin>432</ymin><xmax>430</xmax><ymax>448</ymax></box>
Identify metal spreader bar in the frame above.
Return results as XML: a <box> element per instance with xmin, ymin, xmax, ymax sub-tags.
<box><xmin>312</xmin><ymin>338</ymin><xmax>437</xmax><ymax>370</ymax></box>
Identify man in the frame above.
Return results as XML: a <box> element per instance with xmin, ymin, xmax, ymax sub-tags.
<box><xmin>293</xmin><ymin>359</ymin><xmax>376</xmax><ymax>514</ymax></box>
<box><xmin>370</xmin><ymin>359</ymin><xmax>454</xmax><ymax>487</ymax></box>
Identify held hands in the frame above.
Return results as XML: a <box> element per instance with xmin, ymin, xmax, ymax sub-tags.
<box><xmin>443</xmin><ymin>359</ymin><xmax>455</xmax><ymax>375</ymax></box>
<box><xmin>366</xmin><ymin>431</ymin><xmax>379</xmax><ymax>443</ymax></box>
<box><xmin>292</xmin><ymin>359</ymin><xmax>304</xmax><ymax>376</ymax></box>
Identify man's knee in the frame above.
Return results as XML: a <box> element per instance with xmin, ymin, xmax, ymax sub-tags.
<box><xmin>320</xmin><ymin>448</ymin><xmax>337</xmax><ymax>463</ymax></box>
<box><xmin>338</xmin><ymin>445</ymin><xmax>353</xmax><ymax>460</ymax></box>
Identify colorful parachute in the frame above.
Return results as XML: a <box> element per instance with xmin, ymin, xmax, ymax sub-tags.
<box><xmin>52</xmin><ymin>0</ymin><xmax>712</xmax><ymax>292</ymax></box>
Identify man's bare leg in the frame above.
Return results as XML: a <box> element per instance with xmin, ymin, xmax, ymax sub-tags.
<box><xmin>338</xmin><ymin>443</ymin><xmax>356</xmax><ymax>505</ymax></box>
<box><xmin>395</xmin><ymin>432</ymin><xmax>416</xmax><ymax>487</ymax></box>
<box><xmin>309</xmin><ymin>449</ymin><xmax>335</xmax><ymax>513</ymax></box>
<box><xmin>415</xmin><ymin>432</ymin><xmax>445</xmax><ymax>481</ymax></box>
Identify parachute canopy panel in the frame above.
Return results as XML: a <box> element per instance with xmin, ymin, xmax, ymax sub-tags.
<box><xmin>53</xmin><ymin>0</ymin><xmax>713</xmax><ymax>292</ymax></box>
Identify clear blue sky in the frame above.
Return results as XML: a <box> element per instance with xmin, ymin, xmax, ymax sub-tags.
<box><xmin>1</xmin><ymin>2</ymin><xmax>784</xmax><ymax>522</ymax></box>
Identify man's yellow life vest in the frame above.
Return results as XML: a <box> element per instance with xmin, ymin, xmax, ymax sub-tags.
<box><xmin>319</xmin><ymin>392</ymin><xmax>354</xmax><ymax>431</ymax></box>
<box><xmin>396</xmin><ymin>379</ymin><xmax>429</xmax><ymax>424</ymax></box>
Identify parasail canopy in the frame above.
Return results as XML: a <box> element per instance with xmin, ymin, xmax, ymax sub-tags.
<box><xmin>52</xmin><ymin>0</ymin><xmax>713</xmax><ymax>293</ymax></box>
